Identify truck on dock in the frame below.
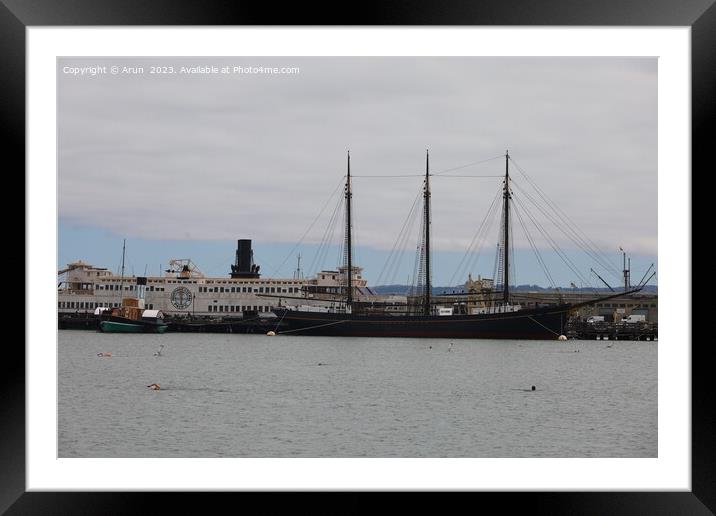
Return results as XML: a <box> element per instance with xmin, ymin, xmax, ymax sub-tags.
<box><xmin>622</xmin><ymin>314</ymin><xmax>646</xmax><ymax>324</ymax></box>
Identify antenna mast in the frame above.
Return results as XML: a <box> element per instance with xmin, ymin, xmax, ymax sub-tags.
<box><xmin>294</xmin><ymin>253</ymin><xmax>303</xmax><ymax>280</ymax></box>
<box><xmin>621</xmin><ymin>247</ymin><xmax>630</xmax><ymax>292</ymax></box>
<box><xmin>119</xmin><ymin>238</ymin><xmax>126</xmax><ymax>298</ymax></box>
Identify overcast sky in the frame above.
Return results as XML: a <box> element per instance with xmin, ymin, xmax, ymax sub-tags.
<box><xmin>58</xmin><ymin>57</ymin><xmax>657</xmax><ymax>287</ymax></box>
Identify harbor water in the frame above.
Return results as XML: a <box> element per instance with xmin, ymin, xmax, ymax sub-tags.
<box><xmin>59</xmin><ymin>330</ymin><xmax>657</xmax><ymax>457</ymax></box>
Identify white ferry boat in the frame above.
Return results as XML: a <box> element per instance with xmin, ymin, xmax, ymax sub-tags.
<box><xmin>57</xmin><ymin>239</ymin><xmax>370</xmax><ymax>318</ymax></box>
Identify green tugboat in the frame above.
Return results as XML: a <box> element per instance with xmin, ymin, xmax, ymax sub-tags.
<box><xmin>98</xmin><ymin>292</ymin><xmax>169</xmax><ymax>334</ymax></box>
<box><xmin>98</xmin><ymin>239</ymin><xmax>168</xmax><ymax>334</ymax></box>
<box><xmin>99</xmin><ymin>308</ymin><xmax>168</xmax><ymax>334</ymax></box>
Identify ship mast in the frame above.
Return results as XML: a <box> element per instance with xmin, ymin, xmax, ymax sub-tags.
<box><xmin>503</xmin><ymin>151</ymin><xmax>510</xmax><ymax>305</ymax></box>
<box><xmin>119</xmin><ymin>238</ymin><xmax>126</xmax><ymax>300</ymax></box>
<box><xmin>345</xmin><ymin>151</ymin><xmax>353</xmax><ymax>308</ymax></box>
<box><xmin>424</xmin><ymin>149</ymin><xmax>431</xmax><ymax>316</ymax></box>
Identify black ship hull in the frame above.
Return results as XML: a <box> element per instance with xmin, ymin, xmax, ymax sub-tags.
<box><xmin>273</xmin><ymin>305</ymin><xmax>572</xmax><ymax>340</ymax></box>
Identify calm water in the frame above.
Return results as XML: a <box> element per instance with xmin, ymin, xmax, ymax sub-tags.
<box><xmin>58</xmin><ymin>330</ymin><xmax>657</xmax><ymax>457</ymax></box>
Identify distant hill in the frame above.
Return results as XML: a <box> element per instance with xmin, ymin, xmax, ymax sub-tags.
<box><xmin>372</xmin><ymin>284</ymin><xmax>658</xmax><ymax>296</ymax></box>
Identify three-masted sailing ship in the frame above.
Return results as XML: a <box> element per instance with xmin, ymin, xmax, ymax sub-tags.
<box><xmin>272</xmin><ymin>151</ymin><xmax>641</xmax><ymax>339</ymax></box>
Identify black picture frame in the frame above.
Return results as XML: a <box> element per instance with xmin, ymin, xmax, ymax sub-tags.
<box><xmin>6</xmin><ymin>1</ymin><xmax>706</xmax><ymax>513</ymax></box>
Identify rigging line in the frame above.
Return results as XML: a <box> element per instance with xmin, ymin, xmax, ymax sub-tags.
<box><xmin>352</xmin><ymin>174</ymin><xmax>425</xmax><ymax>178</ymax></box>
<box><xmin>432</xmin><ymin>155</ymin><xmax>505</xmax><ymax>175</ymax></box>
<box><xmin>388</xmin><ymin>202</ymin><xmax>419</xmax><ymax>285</ymax></box>
<box><xmin>527</xmin><ymin>315</ymin><xmax>562</xmax><ymax>336</ymax></box>
<box><xmin>509</xmin><ymin>157</ymin><xmax>622</xmax><ymax>278</ymax></box>
<box><xmin>512</xmin><ymin>193</ymin><xmax>591</xmax><ymax>287</ymax></box>
<box><xmin>510</xmin><ymin>198</ymin><xmax>517</xmax><ymax>290</ymax></box>
<box><xmin>308</xmin><ymin>193</ymin><xmax>344</xmax><ymax>275</ymax></box>
<box><xmin>410</xmin><ymin>200</ymin><xmax>426</xmax><ymax>299</ymax></box>
<box><xmin>354</xmin><ymin>174</ymin><xmax>504</xmax><ymax>178</ymax></box>
<box><xmin>322</xmin><ymin>195</ymin><xmax>345</xmax><ymax>273</ymax></box>
<box><xmin>465</xmin><ymin>195</ymin><xmax>501</xmax><ymax>284</ymax></box>
<box><xmin>312</xmin><ymin>195</ymin><xmax>342</xmax><ymax>274</ymax></box>
<box><xmin>508</xmin><ymin>158</ymin><xmax>620</xmax><ymax>277</ymax></box>
<box><xmin>493</xmin><ymin>216</ymin><xmax>504</xmax><ymax>291</ymax></box>
<box><xmin>512</xmin><ymin>198</ymin><xmax>557</xmax><ymax>289</ymax></box>
<box><xmin>277</xmin><ymin>318</ymin><xmax>349</xmax><ymax>334</ymax></box>
<box><xmin>431</xmin><ymin>175</ymin><xmax>504</xmax><ymax>178</ymax></box>
<box><xmin>375</xmin><ymin>185</ymin><xmax>422</xmax><ymax>287</ymax></box>
<box><xmin>510</xmin><ymin>179</ymin><xmax>618</xmax><ymax>277</ymax></box>
<box><xmin>353</xmin><ymin>155</ymin><xmax>505</xmax><ymax>179</ymax></box>
<box><xmin>388</xmin><ymin>199</ymin><xmax>421</xmax><ymax>286</ymax></box>
<box><xmin>511</xmin><ymin>181</ymin><xmax>619</xmax><ymax>281</ymax></box>
<box><xmin>512</xmin><ymin>192</ymin><xmax>589</xmax><ymax>286</ymax></box>
<box><xmin>447</xmin><ymin>184</ymin><xmax>503</xmax><ymax>288</ymax></box>
<box><xmin>386</xmin><ymin>186</ymin><xmax>423</xmax><ymax>284</ymax></box>
<box><xmin>464</xmin><ymin>184</ymin><xmax>503</xmax><ymax>280</ymax></box>
<box><xmin>270</xmin><ymin>176</ymin><xmax>346</xmax><ymax>277</ymax></box>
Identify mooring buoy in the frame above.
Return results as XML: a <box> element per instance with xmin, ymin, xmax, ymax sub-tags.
<box><xmin>266</xmin><ymin>331</ymin><xmax>276</xmax><ymax>336</ymax></box>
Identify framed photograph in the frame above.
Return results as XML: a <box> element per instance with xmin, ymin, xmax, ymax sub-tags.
<box><xmin>9</xmin><ymin>0</ymin><xmax>708</xmax><ymax>512</ymax></box>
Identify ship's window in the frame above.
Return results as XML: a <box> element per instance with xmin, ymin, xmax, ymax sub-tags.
<box><xmin>219</xmin><ymin>305</ymin><xmax>224</xmax><ymax>312</ymax></box>
<box><xmin>253</xmin><ymin>306</ymin><xmax>257</xmax><ymax>311</ymax></box>
<box><xmin>208</xmin><ymin>305</ymin><xmax>212</xmax><ymax>312</ymax></box>
<box><xmin>231</xmin><ymin>287</ymin><xmax>235</xmax><ymax>293</ymax></box>
<box><xmin>259</xmin><ymin>287</ymin><xmax>264</xmax><ymax>293</ymax></box>
<box><xmin>619</xmin><ymin>304</ymin><xmax>625</xmax><ymax>308</ymax></box>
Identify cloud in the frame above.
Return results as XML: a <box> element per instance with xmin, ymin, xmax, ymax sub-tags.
<box><xmin>58</xmin><ymin>56</ymin><xmax>657</xmax><ymax>258</ymax></box>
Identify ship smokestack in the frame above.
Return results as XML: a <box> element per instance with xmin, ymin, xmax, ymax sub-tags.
<box><xmin>230</xmin><ymin>239</ymin><xmax>260</xmax><ymax>278</ymax></box>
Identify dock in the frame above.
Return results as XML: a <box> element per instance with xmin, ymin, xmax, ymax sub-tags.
<box><xmin>58</xmin><ymin>313</ymin><xmax>285</xmax><ymax>334</ymax></box>
<box><xmin>566</xmin><ymin>321</ymin><xmax>658</xmax><ymax>341</ymax></box>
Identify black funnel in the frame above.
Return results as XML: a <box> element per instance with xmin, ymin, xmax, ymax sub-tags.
<box><xmin>230</xmin><ymin>239</ymin><xmax>260</xmax><ymax>278</ymax></box>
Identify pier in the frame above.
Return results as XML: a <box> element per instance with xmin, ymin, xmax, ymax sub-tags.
<box><xmin>58</xmin><ymin>312</ymin><xmax>285</xmax><ymax>334</ymax></box>
<box><xmin>566</xmin><ymin>321</ymin><xmax>658</xmax><ymax>341</ymax></box>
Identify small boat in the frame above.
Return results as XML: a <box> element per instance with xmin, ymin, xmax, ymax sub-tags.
<box><xmin>99</xmin><ymin>301</ymin><xmax>168</xmax><ymax>334</ymax></box>
<box><xmin>98</xmin><ymin>240</ymin><xmax>168</xmax><ymax>334</ymax></box>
